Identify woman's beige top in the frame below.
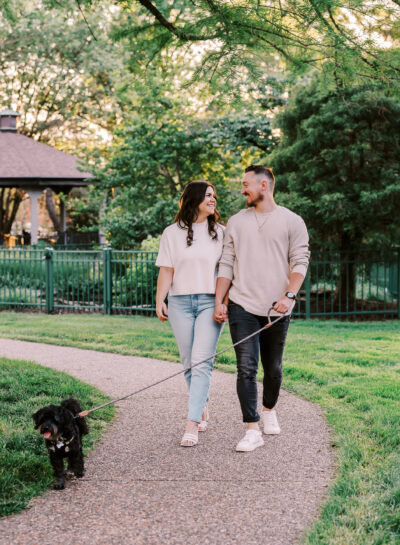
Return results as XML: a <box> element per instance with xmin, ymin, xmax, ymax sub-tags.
<box><xmin>156</xmin><ymin>221</ymin><xmax>224</xmax><ymax>296</ymax></box>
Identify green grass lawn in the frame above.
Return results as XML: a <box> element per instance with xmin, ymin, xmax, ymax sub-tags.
<box><xmin>0</xmin><ymin>312</ymin><xmax>399</xmax><ymax>544</ymax></box>
<box><xmin>0</xmin><ymin>356</ymin><xmax>114</xmax><ymax>517</ymax></box>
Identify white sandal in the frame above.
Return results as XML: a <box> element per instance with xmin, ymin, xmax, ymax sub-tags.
<box><xmin>198</xmin><ymin>405</ymin><xmax>209</xmax><ymax>432</ymax></box>
<box><xmin>180</xmin><ymin>433</ymin><xmax>198</xmax><ymax>447</ymax></box>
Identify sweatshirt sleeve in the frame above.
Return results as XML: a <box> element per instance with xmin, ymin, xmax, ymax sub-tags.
<box><xmin>217</xmin><ymin>219</ymin><xmax>235</xmax><ymax>280</ymax></box>
<box><xmin>288</xmin><ymin>215</ymin><xmax>310</xmax><ymax>277</ymax></box>
<box><xmin>156</xmin><ymin>229</ymin><xmax>173</xmax><ymax>268</ymax></box>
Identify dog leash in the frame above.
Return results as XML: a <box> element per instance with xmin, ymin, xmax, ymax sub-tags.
<box><xmin>76</xmin><ymin>303</ymin><xmax>289</xmax><ymax>418</ymax></box>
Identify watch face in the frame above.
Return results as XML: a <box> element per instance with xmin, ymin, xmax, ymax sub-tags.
<box><xmin>286</xmin><ymin>292</ymin><xmax>296</xmax><ymax>299</ymax></box>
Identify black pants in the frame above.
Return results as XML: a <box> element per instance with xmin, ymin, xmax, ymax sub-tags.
<box><xmin>228</xmin><ymin>300</ymin><xmax>290</xmax><ymax>423</ymax></box>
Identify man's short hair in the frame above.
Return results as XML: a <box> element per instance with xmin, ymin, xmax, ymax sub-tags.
<box><xmin>245</xmin><ymin>165</ymin><xmax>275</xmax><ymax>191</ymax></box>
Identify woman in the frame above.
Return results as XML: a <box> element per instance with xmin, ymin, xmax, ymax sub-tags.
<box><xmin>155</xmin><ymin>181</ymin><xmax>224</xmax><ymax>447</ymax></box>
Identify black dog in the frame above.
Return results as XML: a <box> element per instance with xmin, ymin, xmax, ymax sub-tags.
<box><xmin>32</xmin><ymin>397</ymin><xmax>88</xmax><ymax>490</ymax></box>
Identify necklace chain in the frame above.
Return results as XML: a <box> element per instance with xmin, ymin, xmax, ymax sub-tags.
<box><xmin>253</xmin><ymin>209</ymin><xmax>273</xmax><ymax>233</ymax></box>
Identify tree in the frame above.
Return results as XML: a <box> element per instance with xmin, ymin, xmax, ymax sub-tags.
<box><xmin>269</xmin><ymin>78</ymin><xmax>400</xmax><ymax>304</ymax></box>
<box><xmin>0</xmin><ymin>188</ymin><xmax>24</xmax><ymax>242</ymax></box>
<box><xmin>72</xmin><ymin>0</ymin><xmax>400</xmax><ymax>96</ymax></box>
<box><xmin>66</xmin><ymin>187</ymin><xmax>103</xmax><ymax>233</ymax></box>
<box><xmin>0</xmin><ymin>0</ymin><xmax>126</xmax><ymax>240</ymax></box>
<box><xmin>0</xmin><ymin>0</ymin><xmax>123</xmax><ymax>150</ymax></box>
<box><xmin>98</xmin><ymin>109</ymin><xmax>277</xmax><ymax>247</ymax></box>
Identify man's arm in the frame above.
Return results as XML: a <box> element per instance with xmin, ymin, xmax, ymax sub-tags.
<box><xmin>214</xmin><ymin>219</ymin><xmax>235</xmax><ymax>322</ymax></box>
<box><xmin>273</xmin><ymin>272</ymin><xmax>304</xmax><ymax>314</ymax></box>
<box><xmin>275</xmin><ymin>215</ymin><xmax>310</xmax><ymax>314</ymax></box>
<box><xmin>214</xmin><ymin>277</ymin><xmax>232</xmax><ymax>322</ymax></box>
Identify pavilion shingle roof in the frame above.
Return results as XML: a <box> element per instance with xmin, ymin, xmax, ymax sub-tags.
<box><xmin>0</xmin><ymin>132</ymin><xmax>93</xmax><ymax>181</ymax></box>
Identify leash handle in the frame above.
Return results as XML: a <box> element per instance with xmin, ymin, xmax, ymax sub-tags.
<box><xmin>77</xmin><ymin>302</ymin><xmax>287</xmax><ymax>418</ymax></box>
<box><xmin>267</xmin><ymin>302</ymin><xmax>277</xmax><ymax>325</ymax></box>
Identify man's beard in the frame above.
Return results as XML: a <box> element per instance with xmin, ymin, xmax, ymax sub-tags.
<box><xmin>246</xmin><ymin>192</ymin><xmax>264</xmax><ymax>208</ymax></box>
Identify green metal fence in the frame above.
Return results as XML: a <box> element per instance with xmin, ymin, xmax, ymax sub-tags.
<box><xmin>295</xmin><ymin>251</ymin><xmax>399</xmax><ymax>319</ymax></box>
<box><xmin>0</xmin><ymin>248</ymin><xmax>46</xmax><ymax>310</ymax></box>
<box><xmin>0</xmin><ymin>248</ymin><xmax>398</xmax><ymax>319</ymax></box>
<box><xmin>0</xmin><ymin>248</ymin><xmax>159</xmax><ymax>315</ymax></box>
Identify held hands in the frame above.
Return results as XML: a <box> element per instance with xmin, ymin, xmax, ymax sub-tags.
<box><xmin>214</xmin><ymin>303</ymin><xmax>228</xmax><ymax>323</ymax></box>
<box><xmin>273</xmin><ymin>296</ymin><xmax>295</xmax><ymax>315</ymax></box>
<box><xmin>213</xmin><ymin>296</ymin><xmax>294</xmax><ymax>321</ymax></box>
<box><xmin>156</xmin><ymin>302</ymin><xmax>169</xmax><ymax>322</ymax></box>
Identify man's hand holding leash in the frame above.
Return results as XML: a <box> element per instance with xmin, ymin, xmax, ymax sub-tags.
<box><xmin>273</xmin><ymin>295</ymin><xmax>296</xmax><ymax>315</ymax></box>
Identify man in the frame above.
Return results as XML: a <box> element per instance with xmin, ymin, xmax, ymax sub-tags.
<box><xmin>214</xmin><ymin>165</ymin><xmax>310</xmax><ymax>452</ymax></box>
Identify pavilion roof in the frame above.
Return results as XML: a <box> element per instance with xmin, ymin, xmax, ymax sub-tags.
<box><xmin>0</xmin><ymin>131</ymin><xmax>94</xmax><ymax>189</ymax></box>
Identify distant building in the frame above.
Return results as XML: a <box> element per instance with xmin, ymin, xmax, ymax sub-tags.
<box><xmin>0</xmin><ymin>109</ymin><xmax>94</xmax><ymax>244</ymax></box>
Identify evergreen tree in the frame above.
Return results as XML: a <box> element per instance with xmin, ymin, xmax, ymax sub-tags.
<box><xmin>270</xmin><ymin>79</ymin><xmax>400</xmax><ymax>304</ymax></box>
<box><xmin>271</xmin><ymin>80</ymin><xmax>400</xmax><ymax>252</ymax></box>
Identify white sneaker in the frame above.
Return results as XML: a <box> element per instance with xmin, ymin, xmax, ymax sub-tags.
<box><xmin>261</xmin><ymin>409</ymin><xmax>281</xmax><ymax>435</ymax></box>
<box><xmin>235</xmin><ymin>429</ymin><xmax>264</xmax><ymax>452</ymax></box>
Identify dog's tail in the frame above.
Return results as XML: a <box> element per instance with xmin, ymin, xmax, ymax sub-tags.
<box><xmin>62</xmin><ymin>397</ymin><xmax>89</xmax><ymax>435</ymax></box>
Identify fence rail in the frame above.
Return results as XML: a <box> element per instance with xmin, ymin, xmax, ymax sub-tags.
<box><xmin>0</xmin><ymin>248</ymin><xmax>398</xmax><ymax>319</ymax></box>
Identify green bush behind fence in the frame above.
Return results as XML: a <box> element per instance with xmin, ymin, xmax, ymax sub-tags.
<box><xmin>0</xmin><ymin>248</ymin><xmax>398</xmax><ymax>319</ymax></box>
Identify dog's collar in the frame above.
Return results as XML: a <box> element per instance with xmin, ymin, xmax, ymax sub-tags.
<box><xmin>61</xmin><ymin>435</ymin><xmax>75</xmax><ymax>446</ymax></box>
<box><xmin>47</xmin><ymin>435</ymin><xmax>74</xmax><ymax>447</ymax></box>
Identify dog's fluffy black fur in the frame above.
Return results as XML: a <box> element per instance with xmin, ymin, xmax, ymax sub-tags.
<box><xmin>32</xmin><ymin>397</ymin><xmax>88</xmax><ymax>490</ymax></box>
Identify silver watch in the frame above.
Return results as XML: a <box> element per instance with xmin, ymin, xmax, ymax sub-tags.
<box><xmin>285</xmin><ymin>291</ymin><xmax>296</xmax><ymax>300</ymax></box>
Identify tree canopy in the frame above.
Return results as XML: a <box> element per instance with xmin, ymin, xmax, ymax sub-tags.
<box><xmin>55</xmin><ymin>0</ymin><xmax>400</xmax><ymax>98</ymax></box>
<box><xmin>270</xmin><ymin>78</ymin><xmax>400</xmax><ymax>253</ymax></box>
<box><xmin>1</xmin><ymin>0</ymin><xmax>400</xmax><ymax>250</ymax></box>
<box><xmin>0</xmin><ymin>0</ymin><xmax>125</xmax><ymax>239</ymax></box>
<box><xmin>0</xmin><ymin>0</ymin><xmax>124</xmax><ymax>151</ymax></box>
<box><xmin>97</xmin><ymin>109</ymin><xmax>276</xmax><ymax>247</ymax></box>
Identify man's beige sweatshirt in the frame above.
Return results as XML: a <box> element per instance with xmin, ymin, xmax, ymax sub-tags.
<box><xmin>218</xmin><ymin>206</ymin><xmax>310</xmax><ymax>316</ymax></box>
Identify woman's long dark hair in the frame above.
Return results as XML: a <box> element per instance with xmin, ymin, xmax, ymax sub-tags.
<box><xmin>175</xmin><ymin>181</ymin><xmax>220</xmax><ymax>247</ymax></box>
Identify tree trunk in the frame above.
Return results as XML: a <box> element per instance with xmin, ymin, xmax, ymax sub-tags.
<box><xmin>334</xmin><ymin>232</ymin><xmax>358</xmax><ymax>313</ymax></box>
<box><xmin>45</xmin><ymin>188</ymin><xmax>60</xmax><ymax>233</ymax></box>
<box><xmin>0</xmin><ymin>188</ymin><xmax>24</xmax><ymax>237</ymax></box>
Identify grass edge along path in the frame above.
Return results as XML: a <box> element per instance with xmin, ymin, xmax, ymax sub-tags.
<box><xmin>0</xmin><ymin>313</ymin><xmax>399</xmax><ymax>545</ymax></box>
<box><xmin>0</xmin><ymin>356</ymin><xmax>114</xmax><ymax>517</ymax></box>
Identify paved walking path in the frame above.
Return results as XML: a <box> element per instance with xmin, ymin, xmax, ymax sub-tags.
<box><xmin>0</xmin><ymin>339</ymin><xmax>334</xmax><ymax>545</ymax></box>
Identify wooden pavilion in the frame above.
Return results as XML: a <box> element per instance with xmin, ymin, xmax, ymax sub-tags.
<box><xmin>0</xmin><ymin>109</ymin><xmax>94</xmax><ymax>244</ymax></box>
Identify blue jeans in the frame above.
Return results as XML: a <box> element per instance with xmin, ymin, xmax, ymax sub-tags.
<box><xmin>168</xmin><ymin>294</ymin><xmax>224</xmax><ymax>423</ymax></box>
